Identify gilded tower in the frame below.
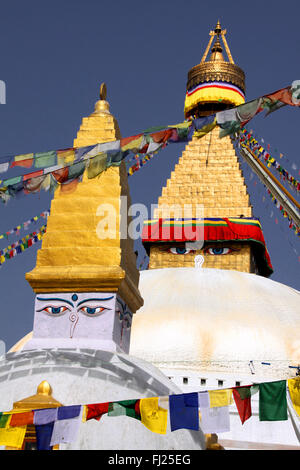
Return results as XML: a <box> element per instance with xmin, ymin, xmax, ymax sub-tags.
<box><xmin>142</xmin><ymin>22</ymin><xmax>272</xmax><ymax>278</ymax></box>
<box><xmin>24</xmin><ymin>84</ymin><xmax>143</xmax><ymax>353</ymax></box>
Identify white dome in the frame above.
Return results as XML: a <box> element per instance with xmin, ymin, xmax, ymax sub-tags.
<box><xmin>130</xmin><ymin>268</ymin><xmax>300</xmax><ymax>377</ymax></box>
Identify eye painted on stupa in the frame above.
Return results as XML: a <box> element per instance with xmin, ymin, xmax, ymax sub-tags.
<box><xmin>169</xmin><ymin>247</ymin><xmax>195</xmax><ymax>255</ymax></box>
<box><xmin>203</xmin><ymin>247</ymin><xmax>239</xmax><ymax>255</ymax></box>
<box><xmin>36</xmin><ymin>305</ymin><xmax>70</xmax><ymax>316</ymax></box>
<box><xmin>78</xmin><ymin>305</ymin><xmax>111</xmax><ymax>317</ymax></box>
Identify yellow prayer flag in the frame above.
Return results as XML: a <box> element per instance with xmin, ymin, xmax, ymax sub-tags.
<box><xmin>57</xmin><ymin>149</ymin><xmax>75</xmax><ymax>165</ymax></box>
<box><xmin>0</xmin><ymin>414</ymin><xmax>26</xmax><ymax>449</ymax></box>
<box><xmin>288</xmin><ymin>378</ymin><xmax>300</xmax><ymax>417</ymax></box>
<box><xmin>14</xmin><ymin>153</ymin><xmax>34</xmax><ymax>162</ymax></box>
<box><xmin>209</xmin><ymin>389</ymin><xmax>233</xmax><ymax>408</ymax></box>
<box><xmin>140</xmin><ymin>397</ymin><xmax>168</xmax><ymax>434</ymax></box>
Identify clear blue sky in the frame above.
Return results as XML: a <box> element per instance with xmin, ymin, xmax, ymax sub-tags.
<box><xmin>0</xmin><ymin>0</ymin><xmax>299</xmax><ymax>349</ymax></box>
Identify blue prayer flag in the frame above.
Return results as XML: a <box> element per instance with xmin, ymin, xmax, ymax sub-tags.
<box><xmin>35</xmin><ymin>422</ymin><xmax>55</xmax><ymax>450</ymax></box>
<box><xmin>57</xmin><ymin>405</ymin><xmax>81</xmax><ymax>420</ymax></box>
<box><xmin>169</xmin><ymin>393</ymin><xmax>199</xmax><ymax>432</ymax></box>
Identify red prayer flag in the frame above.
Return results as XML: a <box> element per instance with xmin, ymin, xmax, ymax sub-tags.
<box><xmin>51</xmin><ymin>167</ymin><xmax>69</xmax><ymax>183</ymax></box>
<box><xmin>10</xmin><ymin>411</ymin><xmax>34</xmax><ymax>426</ymax></box>
<box><xmin>232</xmin><ymin>387</ymin><xmax>252</xmax><ymax>424</ymax></box>
<box><xmin>10</xmin><ymin>159</ymin><xmax>34</xmax><ymax>169</ymax></box>
<box><xmin>86</xmin><ymin>403</ymin><xmax>109</xmax><ymax>421</ymax></box>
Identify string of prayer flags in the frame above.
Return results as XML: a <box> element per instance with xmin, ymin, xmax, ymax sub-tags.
<box><xmin>0</xmin><ymin>225</ymin><xmax>46</xmax><ymax>267</ymax></box>
<box><xmin>266</xmin><ymin>188</ymin><xmax>300</xmax><ymax>237</ymax></box>
<box><xmin>0</xmin><ymin>210</ymin><xmax>49</xmax><ymax>241</ymax></box>
<box><xmin>139</xmin><ymin>397</ymin><xmax>168</xmax><ymax>434</ymax></box>
<box><xmin>259</xmin><ymin>380</ymin><xmax>288</xmax><ymax>421</ymax></box>
<box><xmin>0</xmin><ymin>80</ymin><xmax>299</xmax><ymax>205</ymax></box>
<box><xmin>239</xmin><ymin>128</ymin><xmax>300</xmax><ymax>192</ymax></box>
<box><xmin>217</xmin><ymin>80</ymin><xmax>300</xmax><ymax>138</ymax></box>
<box><xmin>0</xmin><ymin>376</ymin><xmax>298</xmax><ymax>449</ymax></box>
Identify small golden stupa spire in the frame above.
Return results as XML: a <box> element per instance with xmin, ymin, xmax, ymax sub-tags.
<box><xmin>26</xmin><ymin>84</ymin><xmax>143</xmax><ymax>314</ymax></box>
<box><xmin>12</xmin><ymin>381</ymin><xmax>62</xmax><ymax>410</ymax></box>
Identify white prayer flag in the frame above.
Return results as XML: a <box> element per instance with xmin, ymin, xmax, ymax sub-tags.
<box><xmin>200</xmin><ymin>406</ymin><xmax>230</xmax><ymax>434</ymax></box>
<box><xmin>50</xmin><ymin>406</ymin><xmax>83</xmax><ymax>446</ymax></box>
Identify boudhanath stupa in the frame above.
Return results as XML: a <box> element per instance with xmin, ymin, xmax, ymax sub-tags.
<box><xmin>1</xmin><ymin>21</ymin><xmax>299</xmax><ymax>451</ymax></box>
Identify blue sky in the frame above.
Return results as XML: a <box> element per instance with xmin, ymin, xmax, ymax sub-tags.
<box><xmin>0</xmin><ymin>0</ymin><xmax>299</xmax><ymax>349</ymax></box>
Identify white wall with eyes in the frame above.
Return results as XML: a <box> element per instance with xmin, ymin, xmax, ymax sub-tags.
<box><xmin>33</xmin><ymin>293</ymin><xmax>117</xmax><ymax>341</ymax></box>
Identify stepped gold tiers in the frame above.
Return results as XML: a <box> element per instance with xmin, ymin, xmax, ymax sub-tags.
<box><xmin>26</xmin><ymin>84</ymin><xmax>143</xmax><ymax>314</ymax></box>
<box><xmin>184</xmin><ymin>21</ymin><xmax>245</xmax><ymax>118</ymax></box>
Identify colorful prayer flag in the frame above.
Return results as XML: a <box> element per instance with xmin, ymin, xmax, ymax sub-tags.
<box><xmin>10</xmin><ymin>411</ymin><xmax>34</xmax><ymax>427</ymax></box>
<box><xmin>50</xmin><ymin>406</ymin><xmax>83</xmax><ymax>446</ymax></box>
<box><xmin>140</xmin><ymin>397</ymin><xmax>168</xmax><ymax>434</ymax></box>
<box><xmin>0</xmin><ymin>414</ymin><xmax>26</xmax><ymax>448</ymax></box>
<box><xmin>33</xmin><ymin>408</ymin><xmax>58</xmax><ymax>425</ymax></box>
<box><xmin>259</xmin><ymin>380</ymin><xmax>288</xmax><ymax>421</ymax></box>
<box><xmin>200</xmin><ymin>406</ymin><xmax>230</xmax><ymax>434</ymax></box>
<box><xmin>288</xmin><ymin>378</ymin><xmax>300</xmax><ymax>418</ymax></box>
<box><xmin>232</xmin><ymin>386</ymin><xmax>252</xmax><ymax>424</ymax></box>
<box><xmin>86</xmin><ymin>403</ymin><xmax>109</xmax><ymax>421</ymax></box>
<box><xmin>35</xmin><ymin>422</ymin><xmax>55</xmax><ymax>450</ymax></box>
<box><xmin>108</xmin><ymin>400</ymin><xmax>141</xmax><ymax>421</ymax></box>
<box><xmin>169</xmin><ymin>393</ymin><xmax>199</xmax><ymax>431</ymax></box>
<box><xmin>209</xmin><ymin>389</ymin><xmax>233</xmax><ymax>408</ymax></box>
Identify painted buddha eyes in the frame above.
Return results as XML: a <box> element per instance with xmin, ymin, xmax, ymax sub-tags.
<box><xmin>167</xmin><ymin>246</ymin><xmax>236</xmax><ymax>255</ymax></box>
<box><xmin>37</xmin><ymin>304</ymin><xmax>110</xmax><ymax>317</ymax></box>
<box><xmin>203</xmin><ymin>247</ymin><xmax>232</xmax><ymax>255</ymax></box>
<box><xmin>169</xmin><ymin>247</ymin><xmax>195</xmax><ymax>255</ymax></box>
<box><xmin>78</xmin><ymin>306</ymin><xmax>107</xmax><ymax>317</ymax></box>
<box><xmin>37</xmin><ymin>305</ymin><xmax>70</xmax><ymax>316</ymax></box>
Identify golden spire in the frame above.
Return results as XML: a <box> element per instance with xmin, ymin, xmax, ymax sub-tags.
<box><xmin>185</xmin><ymin>21</ymin><xmax>245</xmax><ymax>117</ymax></box>
<box><xmin>26</xmin><ymin>84</ymin><xmax>143</xmax><ymax>314</ymax></box>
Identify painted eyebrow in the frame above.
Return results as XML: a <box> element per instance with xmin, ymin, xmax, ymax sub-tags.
<box><xmin>77</xmin><ymin>296</ymin><xmax>114</xmax><ymax>307</ymax></box>
<box><xmin>36</xmin><ymin>297</ymin><xmax>74</xmax><ymax>307</ymax></box>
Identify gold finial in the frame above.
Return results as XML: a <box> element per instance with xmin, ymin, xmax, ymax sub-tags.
<box><xmin>93</xmin><ymin>82</ymin><xmax>110</xmax><ymax>115</ymax></box>
<box><xmin>37</xmin><ymin>380</ymin><xmax>52</xmax><ymax>396</ymax></box>
<box><xmin>100</xmin><ymin>82</ymin><xmax>107</xmax><ymax>101</ymax></box>
<box><xmin>215</xmin><ymin>20</ymin><xmax>222</xmax><ymax>34</ymax></box>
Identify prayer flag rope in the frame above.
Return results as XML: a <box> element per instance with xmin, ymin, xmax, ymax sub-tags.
<box><xmin>265</xmin><ymin>188</ymin><xmax>300</xmax><ymax>237</ymax></box>
<box><xmin>0</xmin><ymin>377</ymin><xmax>298</xmax><ymax>449</ymax></box>
<box><xmin>0</xmin><ymin>81</ymin><xmax>299</xmax><ymax>204</ymax></box>
<box><xmin>0</xmin><ymin>225</ymin><xmax>46</xmax><ymax>267</ymax></box>
<box><xmin>238</xmin><ymin>128</ymin><xmax>300</xmax><ymax>193</ymax></box>
<box><xmin>0</xmin><ymin>210</ymin><xmax>49</xmax><ymax>241</ymax></box>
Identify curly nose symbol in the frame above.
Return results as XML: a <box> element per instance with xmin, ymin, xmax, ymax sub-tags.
<box><xmin>69</xmin><ymin>312</ymin><xmax>79</xmax><ymax>338</ymax></box>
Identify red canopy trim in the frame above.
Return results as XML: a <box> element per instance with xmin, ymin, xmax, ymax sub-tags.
<box><xmin>142</xmin><ymin>217</ymin><xmax>273</xmax><ymax>277</ymax></box>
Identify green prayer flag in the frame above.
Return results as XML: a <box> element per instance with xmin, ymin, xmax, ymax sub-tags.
<box><xmin>108</xmin><ymin>400</ymin><xmax>141</xmax><ymax>421</ymax></box>
<box><xmin>0</xmin><ymin>413</ymin><xmax>10</xmax><ymax>428</ymax></box>
<box><xmin>68</xmin><ymin>161</ymin><xmax>86</xmax><ymax>180</ymax></box>
<box><xmin>259</xmin><ymin>380</ymin><xmax>287</xmax><ymax>421</ymax></box>
<box><xmin>87</xmin><ymin>153</ymin><xmax>108</xmax><ymax>179</ymax></box>
<box><xmin>34</xmin><ymin>151</ymin><xmax>57</xmax><ymax>169</ymax></box>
